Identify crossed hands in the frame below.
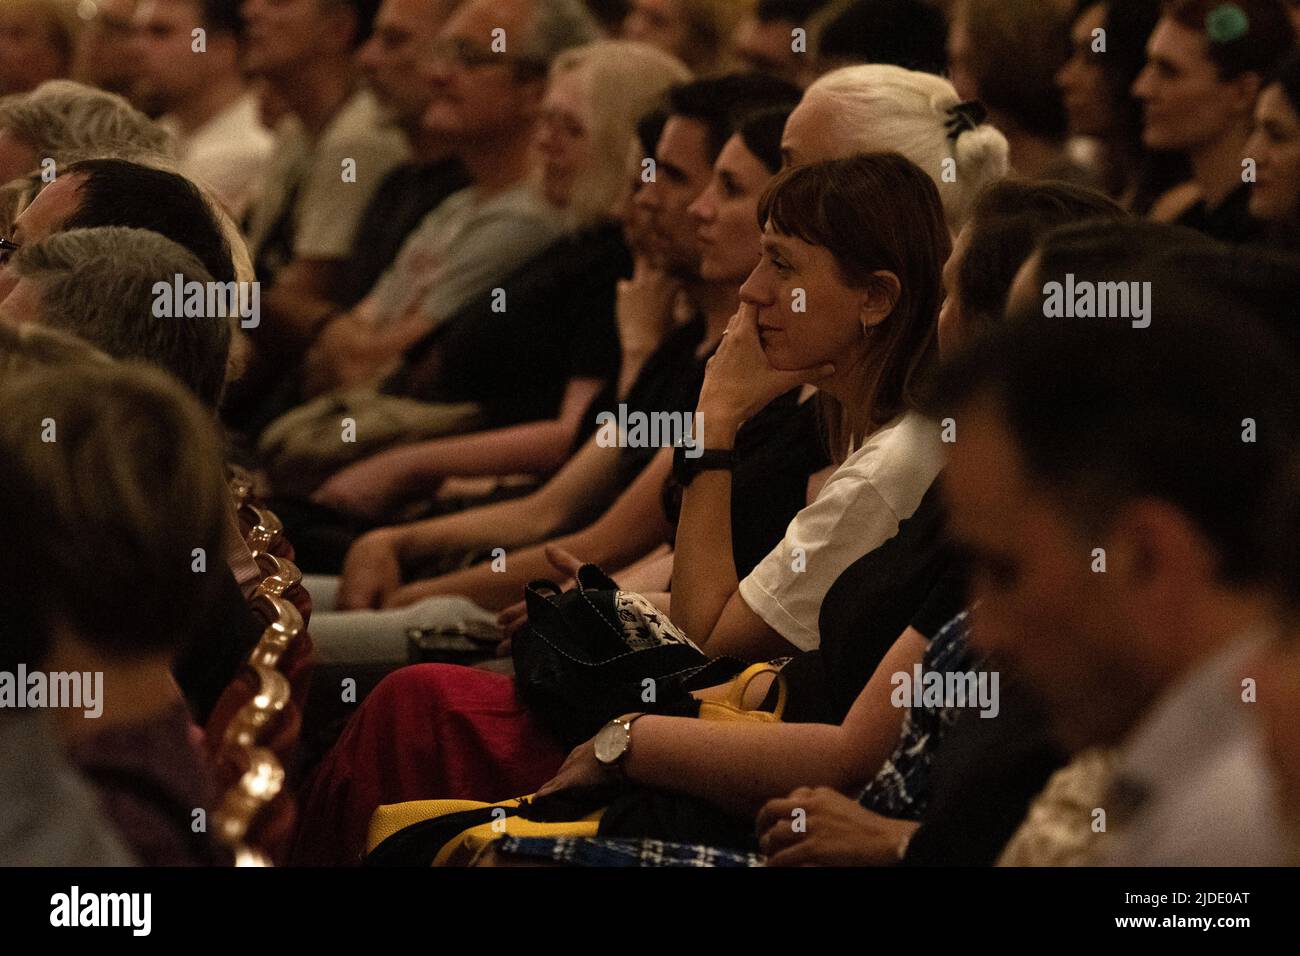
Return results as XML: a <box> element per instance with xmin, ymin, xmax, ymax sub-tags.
<box><xmin>755</xmin><ymin>786</ymin><xmax>920</xmax><ymax>867</ymax></box>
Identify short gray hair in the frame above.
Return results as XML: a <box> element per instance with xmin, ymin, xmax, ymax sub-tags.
<box><xmin>0</xmin><ymin>80</ymin><xmax>173</xmax><ymax>169</ymax></box>
<box><xmin>519</xmin><ymin>0</ymin><xmax>599</xmax><ymax>67</ymax></box>
<box><xmin>11</xmin><ymin>227</ymin><xmax>231</xmax><ymax>408</ymax></box>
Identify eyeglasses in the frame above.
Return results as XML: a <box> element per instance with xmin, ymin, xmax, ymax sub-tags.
<box><xmin>0</xmin><ymin>237</ymin><xmax>19</xmax><ymax>265</ymax></box>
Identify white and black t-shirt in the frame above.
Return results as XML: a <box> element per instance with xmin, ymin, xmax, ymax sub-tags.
<box><xmin>738</xmin><ymin>409</ymin><xmax>946</xmax><ymax>652</ymax></box>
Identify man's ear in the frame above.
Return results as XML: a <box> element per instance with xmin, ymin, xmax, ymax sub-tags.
<box><xmin>1105</xmin><ymin>498</ymin><xmax>1216</xmax><ymax>591</ymax></box>
<box><xmin>860</xmin><ymin>270</ymin><xmax>900</xmax><ymax>330</ymax></box>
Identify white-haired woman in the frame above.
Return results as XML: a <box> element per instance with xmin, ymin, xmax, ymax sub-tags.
<box><xmin>782</xmin><ymin>62</ymin><xmax>1010</xmax><ymax>230</ymax></box>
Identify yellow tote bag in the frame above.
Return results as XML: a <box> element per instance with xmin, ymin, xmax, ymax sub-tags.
<box><xmin>366</xmin><ymin>795</ymin><xmax>603</xmax><ymax>866</ymax></box>
<box><xmin>697</xmin><ymin>662</ymin><xmax>787</xmax><ymax>722</ymax></box>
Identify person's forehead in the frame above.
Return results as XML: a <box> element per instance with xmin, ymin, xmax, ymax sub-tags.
<box><xmin>1149</xmin><ymin>17</ymin><xmax>1207</xmax><ymax>63</ymax></box>
<box><xmin>943</xmin><ymin>401</ymin><xmax>1028</xmax><ymax>532</ymax></box>
<box><xmin>447</xmin><ymin>0</ymin><xmax>525</xmax><ymax>38</ymax></box>
<box><xmin>15</xmin><ymin>175</ymin><xmax>84</xmax><ymax>241</ymax></box>
<box><xmin>782</xmin><ymin>96</ymin><xmax>831</xmax><ymax>158</ymax></box>
<box><xmin>543</xmin><ymin>70</ymin><xmax>588</xmax><ymax>114</ymax></box>
<box><xmin>382</xmin><ymin>0</ymin><xmax>437</xmax><ymax>30</ymax></box>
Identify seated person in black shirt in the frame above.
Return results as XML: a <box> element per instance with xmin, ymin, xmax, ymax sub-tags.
<box><xmin>312</xmin><ymin>76</ymin><xmax>805</xmax><ymax>615</ymax></box>
<box><xmin>308</xmin><ymin>72</ymin><xmax>795</xmax><ymax>523</ymax></box>
<box><xmin>336</xmin><ymin>0</ymin><xmax>470</xmax><ymax>306</ymax></box>
<box><xmin>1135</xmin><ymin>0</ymin><xmax>1295</xmax><ymax>242</ymax></box>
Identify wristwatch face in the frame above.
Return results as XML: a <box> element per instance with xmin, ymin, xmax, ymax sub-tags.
<box><xmin>593</xmin><ymin>719</ymin><xmax>628</xmax><ymax>765</ymax></box>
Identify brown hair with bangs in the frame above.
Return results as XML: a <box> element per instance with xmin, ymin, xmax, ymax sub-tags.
<box><xmin>756</xmin><ymin>152</ymin><xmax>950</xmax><ymax>459</ymax></box>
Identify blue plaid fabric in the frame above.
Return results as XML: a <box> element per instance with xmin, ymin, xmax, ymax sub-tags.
<box><xmin>494</xmin><ymin>836</ymin><xmax>764</xmax><ymax>867</ymax></box>
<box><xmin>857</xmin><ymin>611</ymin><xmax>973</xmax><ymax>819</ymax></box>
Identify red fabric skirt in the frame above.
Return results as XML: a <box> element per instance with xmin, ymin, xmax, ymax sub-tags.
<box><xmin>290</xmin><ymin>664</ymin><xmax>567</xmax><ymax>866</ymax></box>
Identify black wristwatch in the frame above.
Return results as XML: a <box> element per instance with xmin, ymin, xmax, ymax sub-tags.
<box><xmin>673</xmin><ymin>445</ymin><xmax>735</xmax><ymax>487</ymax></box>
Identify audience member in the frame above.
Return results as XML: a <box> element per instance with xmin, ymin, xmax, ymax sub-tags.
<box><xmin>780</xmin><ymin>64</ymin><xmax>1009</xmax><ymax>228</ymax></box>
<box><xmin>0</xmin><ymin>0</ymin><xmax>79</xmax><ymax>95</ymax></box>
<box><xmin>936</xmin><ymin>264</ymin><xmax>1300</xmax><ymax>865</ymax></box>
<box><xmin>1245</xmin><ymin>51</ymin><xmax>1300</xmax><ymax>242</ymax></box>
<box><xmin>946</xmin><ymin>0</ymin><xmax>1083</xmax><ymax>181</ymax></box>
<box><xmin>3</xmin><ymin>158</ymin><xmax>235</xmax><ymax>287</ymax></box>
<box><xmin>71</xmin><ymin>0</ymin><xmax>141</xmax><ymax>96</ymax></box>
<box><xmin>731</xmin><ymin>0</ymin><xmax>827</xmax><ymax>83</ymax></box>
<box><xmin>239</xmin><ymin>0</ymin><xmax>409</xmax><ymax>339</ymax></box>
<box><xmin>1134</xmin><ymin>0</ymin><xmax>1296</xmax><ymax>240</ymax></box>
<box><xmin>811</xmin><ymin>0</ymin><xmax>947</xmax><ymax>79</ymax></box>
<box><xmin>622</xmin><ymin>0</ymin><xmax>749</xmax><ymax>73</ymax></box>
<box><xmin>0</xmin><ymin>361</ymin><xmax>234</xmax><ymax>864</ymax></box>
<box><xmin>0</xmin><ymin>322</ymin><xmax>138</xmax><ymax>868</ymax></box>
<box><xmin>132</xmin><ymin>0</ymin><xmax>274</xmax><ymax>218</ymax></box>
<box><xmin>333</xmin><ymin>0</ymin><xmax>468</xmax><ymax>308</ymax></box>
<box><xmin>1056</xmin><ymin>0</ymin><xmax>1187</xmax><ymax>211</ymax></box>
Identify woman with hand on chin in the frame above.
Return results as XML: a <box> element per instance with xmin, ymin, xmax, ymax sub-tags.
<box><xmin>669</xmin><ymin>154</ymin><xmax>949</xmax><ymax>663</ymax></box>
<box><xmin>534</xmin><ymin>153</ymin><xmax>951</xmax><ymax>832</ymax></box>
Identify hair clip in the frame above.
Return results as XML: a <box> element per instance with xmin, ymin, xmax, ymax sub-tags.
<box><xmin>1206</xmin><ymin>3</ymin><xmax>1250</xmax><ymax>44</ymax></box>
<box><xmin>945</xmin><ymin>100</ymin><xmax>988</xmax><ymax>141</ymax></box>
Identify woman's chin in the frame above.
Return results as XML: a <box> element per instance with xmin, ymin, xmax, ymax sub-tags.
<box><xmin>761</xmin><ymin>342</ymin><xmax>798</xmax><ymax>370</ymax></box>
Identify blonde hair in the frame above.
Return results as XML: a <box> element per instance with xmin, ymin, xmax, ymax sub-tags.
<box><xmin>547</xmin><ymin>40</ymin><xmax>692</xmax><ymax>229</ymax></box>
<box><xmin>0</xmin><ymin>79</ymin><xmax>173</xmax><ymax>167</ymax></box>
<box><xmin>802</xmin><ymin>64</ymin><xmax>1010</xmax><ymax>228</ymax></box>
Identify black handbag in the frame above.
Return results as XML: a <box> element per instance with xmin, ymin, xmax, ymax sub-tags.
<box><xmin>512</xmin><ymin>564</ymin><xmax>743</xmax><ymax>747</ymax></box>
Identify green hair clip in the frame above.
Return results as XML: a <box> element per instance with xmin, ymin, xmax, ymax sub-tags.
<box><xmin>1206</xmin><ymin>3</ymin><xmax>1250</xmax><ymax>44</ymax></box>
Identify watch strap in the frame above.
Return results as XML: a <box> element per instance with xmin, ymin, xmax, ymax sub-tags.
<box><xmin>672</xmin><ymin>445</ymin><xmax>735</xmax><ymax>486</ymax></box>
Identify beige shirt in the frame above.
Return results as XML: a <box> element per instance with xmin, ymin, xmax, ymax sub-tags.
<box><xmin>245</xmin><ymin>89</ymin><xmax>409</xmax><ymax>266</ymax></box>
<box><xmin>160</xmin><ymin>93</ymin><xmax>274</xmax><ymax>222</ymax></box>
